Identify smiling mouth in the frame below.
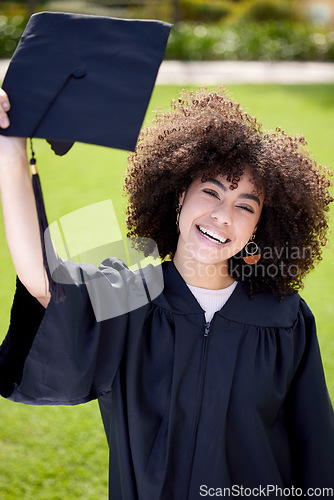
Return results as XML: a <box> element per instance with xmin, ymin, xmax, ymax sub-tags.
<box><xmin>197</xmin><ymin>226</ymin><xmax>230</xmax><ymax>245</ymax></box>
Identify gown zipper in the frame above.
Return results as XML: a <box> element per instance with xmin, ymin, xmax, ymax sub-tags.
<box><xmin>182</xmin><ymin>319</ymin><xmax>211</xmax><ymax>499</ymax></box>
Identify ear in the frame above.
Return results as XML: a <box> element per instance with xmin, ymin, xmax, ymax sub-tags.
<box><xmin>179</xmin><ymin>191</ymin><xmax>186</xmax><ymax>205</ymax></box>
<box><xmin>254</xmin><ymin>214</ymin><xmax>262</xmax><ymax>234</ymax></box>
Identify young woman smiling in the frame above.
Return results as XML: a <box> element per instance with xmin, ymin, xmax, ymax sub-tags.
<box><xmin>174</xmin><ymin>173</ymin><xmax>263</xmax><ymax>289</ymax></box>
<box><xmin>0</xmin><ymin>88</ymin><xmax>333</xmax><ymax>498</ymax></box>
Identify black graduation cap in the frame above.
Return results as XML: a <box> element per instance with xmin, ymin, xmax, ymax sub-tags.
<box><xmin>0</xmin><ymin>11</ymin><xmax>172</xmax><ymax>299</ymax></box>
<box><xmin>1</xmin><ymin>11</ymin><xmax>171</xmax><ymax>153</ymax></box>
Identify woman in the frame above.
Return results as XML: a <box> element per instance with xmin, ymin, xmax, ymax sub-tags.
<box><xmin>0</xmin><ymin>88</ymin><xmax>333</xmax><ymax>498</ymax></box>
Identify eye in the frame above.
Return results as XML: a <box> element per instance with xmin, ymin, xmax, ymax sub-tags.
<box><xmin>237</xmin><ymin>204</ymin><xmax>255</xmax><ymax>214</ymax></box>
<box><xmin>203</xmin><ymin>188</ymin><xmax>220</xmax><ymax>199</ymax></box>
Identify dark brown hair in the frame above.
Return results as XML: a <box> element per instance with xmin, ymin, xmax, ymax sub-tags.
<box><xmin>124</xmin><ymin>88</ymin><xmax>332</xmax><ymax>296</ymax></box>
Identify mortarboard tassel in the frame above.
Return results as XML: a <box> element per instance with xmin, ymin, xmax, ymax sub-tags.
<box><xmin>29</xmin><ymin>140</ymin><xmax>65</xmax><ymax>302</ymax></box>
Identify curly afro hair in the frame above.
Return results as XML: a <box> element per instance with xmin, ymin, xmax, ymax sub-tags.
<box><xmin>124</xmin><ymin>87</ymin><xmax>333</xmax><ymax>296</ymax></box>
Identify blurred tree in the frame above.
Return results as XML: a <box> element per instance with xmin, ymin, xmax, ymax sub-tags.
<box><xmin>172</xmin><ymin>0</ymin><xmax>180</xmax><ymax>23</ymax></box>
<box><xmin>27</xmin><ymin>0</ymin><xmax>36</xmax><ymax>15</ymax></box>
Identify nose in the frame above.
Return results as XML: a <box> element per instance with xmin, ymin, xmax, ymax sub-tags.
<box><xmin>210</xmin><ymin>203</ymin><xmax>232</xmax><ymax>226</ymax></box>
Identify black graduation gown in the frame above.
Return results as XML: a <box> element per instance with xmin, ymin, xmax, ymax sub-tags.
<box><xmin>0</xmin><ymin>259</ymin><xmax>333</xmax><ymax>499</ymax></box>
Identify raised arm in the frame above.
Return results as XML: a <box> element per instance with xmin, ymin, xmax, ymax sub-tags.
<box><xmin>0</xmin><ymin>89</ymin><xmax>50</xmax><ymax>307</ymax></box>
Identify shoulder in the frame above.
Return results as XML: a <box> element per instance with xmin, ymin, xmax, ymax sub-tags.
<box><xmin>151</xmin><ymin>262</ymin><xmax>314</xmax><ymax>328</ymax></box>
<box><xmin>54</xmin><ymin>256</ymin><xmax>163</xmax><ymax>292</ymax></box>
<box><xmin>49</xmin><ymin>257</ymin><xmax>164</xmax><ymax>322</ymax></box>
<box><xmin>218</xmin><ymin>281</ymin><xmax>308</xmax><ymax>329</ymax></box>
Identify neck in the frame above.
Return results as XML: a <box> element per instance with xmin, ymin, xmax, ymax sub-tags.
<box><xmin>173</xmin><ymin>253</ymin><xmax>235</xmax><ymax>290</ymax></box>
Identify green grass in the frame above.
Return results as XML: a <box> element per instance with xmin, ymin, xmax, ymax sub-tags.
<box><xmin>0</xmin><ymin>84</ymin><xmax>333</xmax><ymax>498</ymax></box>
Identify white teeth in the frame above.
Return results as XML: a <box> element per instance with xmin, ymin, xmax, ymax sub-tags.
<box><xmin>198</xmin><ymin>226</ymin><xmax>228</xmax><ymax>245</ymax></box>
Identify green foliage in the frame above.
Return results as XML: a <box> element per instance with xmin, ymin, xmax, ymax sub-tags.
<box><xmin>234</xmin><ymin>0</ymin><xmax>299</xmax><ymax>22</ymax></box>
<box><xmin>0</xmin><ymin>11</ymin><xmax>26</xmax><ymax>57</ymax></box>
<box><xmin>179</xmin><ymin>0</ymin><xmax>232</xmax><ymax>23</ymax></box>
<box><xmin>0</xmin><ymin>0</ymin><xmax>333</xmax><ymax>62</ymax></box>
<box><xmin>166</xmin><ymin>20</ymin><xmax>334</xmax><ymax>61</ymax></box>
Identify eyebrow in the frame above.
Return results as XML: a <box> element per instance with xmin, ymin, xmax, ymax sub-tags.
<box><xmin>204</xmin><ymin>178</ymin><xmax>261</xmax><ymax>207</ymax></box>
<box><xmin>240</xmin><ymin>193</ymin><xmax>261</xmax><ymax>207</ymax></box>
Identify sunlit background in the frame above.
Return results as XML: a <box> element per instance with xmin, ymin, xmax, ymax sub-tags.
<box><xmin>0</xmin><ymin>1</ymin><xmax>333</xmax><ymax>498</ymax></box>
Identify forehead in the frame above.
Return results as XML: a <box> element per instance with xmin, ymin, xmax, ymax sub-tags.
<box><xmin>201</xmin><ymin>172</ymin><xmax>262</xmax><ymax>193</ymax></box>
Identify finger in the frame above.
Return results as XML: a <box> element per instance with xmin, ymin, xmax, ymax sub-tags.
<box><xmin>0</xmin><ymin>114</ymin><xmax>10</xmax><ymax>129</ymax></box>
<box><xmin>0</xmin><ymin>89</ymin><xmax>10</xmax><ymax>128</ymax></box>
<box><xmin>0</xmin><ymin>88</ymin><xmax>10</xmax><ymax>111</ymax></box>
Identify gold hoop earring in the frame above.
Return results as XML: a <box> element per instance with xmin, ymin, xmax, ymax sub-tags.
<box><xmin>243</xmin><ymin>234</ymin><xmax>261</xmax><ymax>265</ymax></box>
<box><xmin>176</xmin><ymin>204</ymin><xmax>182</xmax><ymax>234</ymax></box>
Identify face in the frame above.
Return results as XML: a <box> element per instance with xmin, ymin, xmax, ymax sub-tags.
<box><xmin>175</xmin><ymin>172</ymin><xmax>264</xmax><ymax>268</ymax></box>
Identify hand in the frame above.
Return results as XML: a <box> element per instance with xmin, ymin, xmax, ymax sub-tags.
<box><xmin>0</xmin><ymin>89</ymin><xmax>27</xmax><ymax>170</ymax></box>
<box><xmin>0</xmin><ymin>87</ymin><xmax>10</xmax><ymax>128</ymax></box>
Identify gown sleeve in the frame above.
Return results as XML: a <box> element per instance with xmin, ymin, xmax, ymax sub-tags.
<box><xmin>288</xmin><ymin>298</ymin><xmax>334</xmax><ymax>488</ymax></box>
<box><xmin>0</xmin><ymin>257</ymin><xmax>145</xmax><ymax>405</ymax></box>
